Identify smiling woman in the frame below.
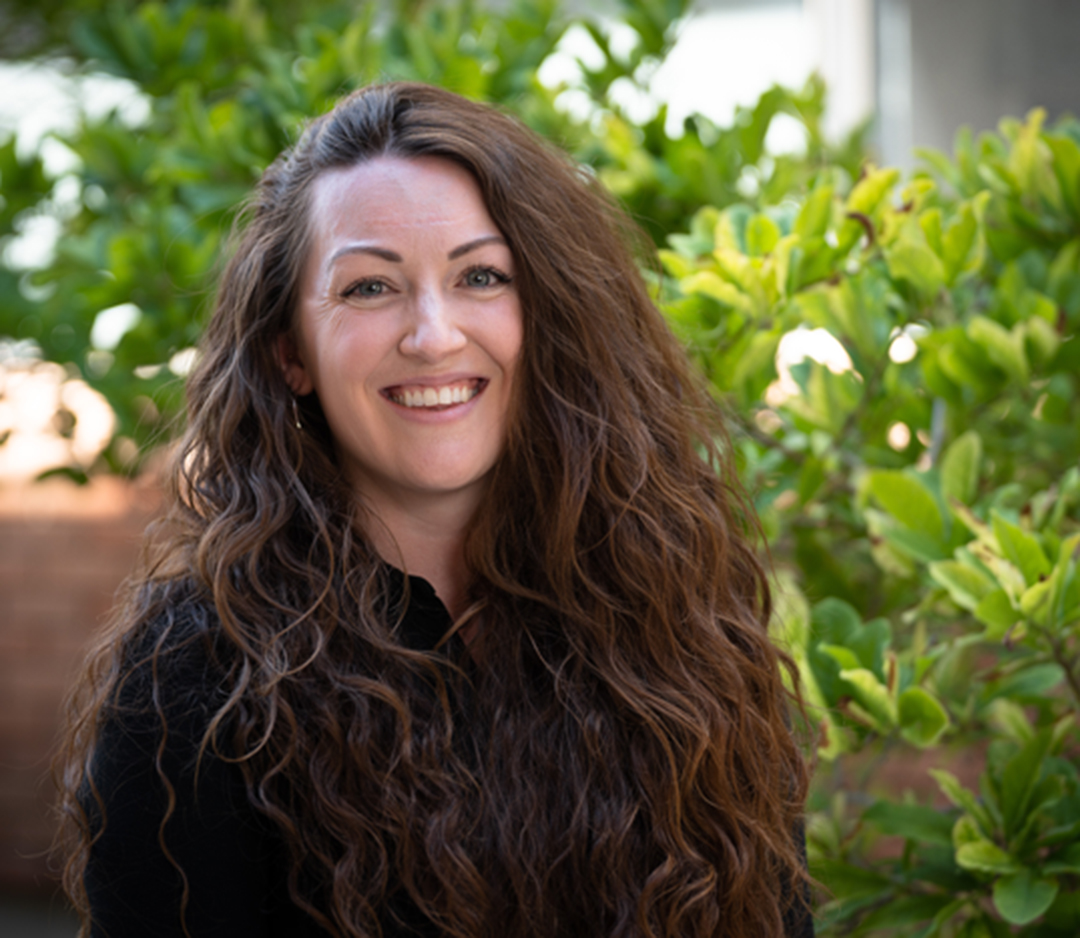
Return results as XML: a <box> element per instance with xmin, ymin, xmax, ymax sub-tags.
<box><xmin>278</xmin><ymin>157</ymin><xmax>523</xmax><ymax>615</ymax></box>
<box><xmin>56</xmin><ymin>83</ymin><xmax>813</xmax><ymax>938</ymax></box>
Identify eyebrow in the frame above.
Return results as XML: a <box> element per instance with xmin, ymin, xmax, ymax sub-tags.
<box><xmin>447</xmin><ymin>235</ymin><xmax>507</xmax><ymax>259</ymax></box>
<box><xmin>328</xmin><ymin>235</ymin><xmax>507</xmax><ymax>268</ymax></box>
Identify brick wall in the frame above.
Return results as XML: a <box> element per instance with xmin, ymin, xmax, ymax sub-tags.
<box><xmin>0</xmin><ymin>478</ymin><xmax>161</xmax><ymax>895</ymax></box>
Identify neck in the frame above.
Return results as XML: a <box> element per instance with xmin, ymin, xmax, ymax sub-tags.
<box><xmin>362</xmin><ymin>490</ymin><xmax>477</xmax><ymax>620</ymax></box>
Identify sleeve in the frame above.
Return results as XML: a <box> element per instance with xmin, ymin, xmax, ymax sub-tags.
<box><xmin>83</xmin><ymin>617</ymin><xmax>321</xmax><ymax>938</ymax></box>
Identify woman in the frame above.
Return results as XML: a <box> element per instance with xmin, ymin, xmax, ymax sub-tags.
<box><xmin>57</xmin><ymin>82</ymin><xmax>812</xmax><ymax>937</ymax></box>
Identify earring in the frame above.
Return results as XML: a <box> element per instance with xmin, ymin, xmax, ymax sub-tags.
<box><xmin>291</xmin><ymin>395</ymin><xmax>303</xmax><ymax>430</ymax></box>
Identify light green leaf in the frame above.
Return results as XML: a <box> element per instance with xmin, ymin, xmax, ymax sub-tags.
<box><xmin>730</xmin><ymin>330</ymin><xmax>780</xmax><ymax>399</ymax></box>
<box><xmin>932</xmin><ymin>769</ymin><xmax>995</xmax><ymax>834</ymax></box>
<box><xmin>794</xmin><ymin>183</ymin><xmax>833</xmax><ymax>239</ymax></box>
<box><xmin>952</xmin><ymin>813</ymin><xmax>983</xmax><ymax>849</ymax></box>
<box><xmin>941</xmin><ymin>200</ymin><xmax>980</xmax><ymax>284</ymax></box>
<box><xmin>887</xmin><ymin>240</ymin><xmax>947</xmax><ymax>297</ymax></box>
<box><xmin>846</xmin><ymin>165</ymin><xmax>901</xmax><ymax>216</ymax></box>
<box><xmin>745</xmin><ymin>213</ymin><xmax>780</xmax><ymax>256</ymax></box>
<box><xmin>868</xmin><ymin>471</ymin><xmax>945</xmax><ymax>540</ymax></box>
<box><xmin>987</xmin><ymin>699</ymin><xmax>1034</xmax><ymax>744</ymax></box>
<box><xmin>940</xmin><ymin>430</ymin><xmax>982</xmax><ymax>505</ymax></box>
<box><xmin>678</xmin><ymin>271</ymin><xmax>753</xmax><ymax>313</ymax></box>
<box><xmin>956</xmin><ymin>839</ymin><xmax>1019</xmax><ymax>874</ymax></box>
<box><xmin>657</xmin><ymin>249</ymin><xmax>695</xmax><ymax>279</ymax></box>
<box><xmin>993</xmin><ymin>869</ymin><xmax>1058</xmax><ymax>925</ymax></box>
<box><xmin>1026</xmin><ymin>315</ymin><xmax>1061</xmax><ymax>365</ymax></box>
<box><xmin>1020</xmin><ymin>579</ymin><xmax>1054</xmax><ymax>624</ymax></box>
<box><xmin>975</xmin><ymin>589</ymin><xmax>1019</xmax><ymax>639</ymax></box>
<box><xmin>920</xmin><ymin>207</ymin><xmax>943</xmax><ymax>256</ymax></box>
<box><xmin>1047</xmin><ymin>133</ymin><xmax>1080</xmax><ymax>219</ymax></box>
<box><xmin>881</xmin><ymin>526</ymin><xmax>950</xmax><ymax>563</ymax></box>
<box><xmin>992</xmin><ymin>512</ymin><xmax>1052</xmax><ymax>587</ymax></box>
<box><xmin>930</xmin><ymin>559</ymin><xmax>995</xmax><ymax>611</ymax></box>
<box><xmin>839</xmin><ymin>668</ymin><xmax>897</xmax><ymax>730</ymax></box>
<box><xmin>819</xmin><ymin>643</ymin><xmax>861</xmax><ymax>672</ymax></box>
<box><xmin>898</xmin><ymin>686</ymin><xmax>950</xmax><ymax>747</ymax></box>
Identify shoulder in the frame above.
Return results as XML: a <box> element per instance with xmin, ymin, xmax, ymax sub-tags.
<box><xmin>97</xmin><ymin>582</ymin><xmax>234</xmax><ymax>765</ymax></box>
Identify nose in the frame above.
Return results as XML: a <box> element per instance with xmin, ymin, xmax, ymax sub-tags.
<box><xmin>398</xmin><ymin>288</ymin><xmax>467</xmax><ymax>362</ymax></box>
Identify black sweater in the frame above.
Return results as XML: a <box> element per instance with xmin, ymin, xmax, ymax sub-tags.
<box><xmin>85</xmin><ymin>573</ymin><xmax>814</xmax><ymax>937</ymax></box>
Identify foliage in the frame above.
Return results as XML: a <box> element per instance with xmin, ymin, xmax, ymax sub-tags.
<box><xmin>663</xmin><ymin>106</ymin><xmax>1080</xmax><ymax>935</ymax></box>
<box><xmin>0</xmin><ymin>0</ymin><xmax>847</xmax><ymax>471</ymax></box>
<box><xmin>5</xmin><ymin>1</ymin><xmax>1079</xmax><ymax>934</ymax></box>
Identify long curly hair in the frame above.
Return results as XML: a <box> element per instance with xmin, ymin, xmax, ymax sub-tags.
<box><xmin>57</xmin><ymin>82</ymin><xmax>809</xmax><ymax>937</ymax></box>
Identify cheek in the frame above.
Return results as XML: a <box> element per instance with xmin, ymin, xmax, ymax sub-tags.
<box><xmin>496</xmin><ymin>303</ymin><xmax>525</xmax><ymax>377</ymax></box>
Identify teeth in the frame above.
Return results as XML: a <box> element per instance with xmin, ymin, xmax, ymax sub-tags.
<box><xmin>391</xmin><ymin>382</ymin><xmax>479</xmax><ymax>409</ymax></box>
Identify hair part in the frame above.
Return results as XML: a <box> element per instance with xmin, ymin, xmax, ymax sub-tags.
<box><xmin>56</xmin><ymin>83</ymin><xmax>809</xmax><ymax>938</ymax></box>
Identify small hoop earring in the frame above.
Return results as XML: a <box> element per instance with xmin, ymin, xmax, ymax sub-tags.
<box><xmin>291</xmin><ymin>395</ymin><xmax>303</xmax><ymax>430</ymax></box>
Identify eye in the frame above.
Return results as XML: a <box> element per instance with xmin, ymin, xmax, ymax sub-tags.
<box><xmin>462</xmin><ymin>265</ymin><xmax>511</xmax><ymax>289</ymax></box>
<box><xmin>342</xmin><ymin>278</ymin><xmax>388</xmax><ymax>299</ymax></box>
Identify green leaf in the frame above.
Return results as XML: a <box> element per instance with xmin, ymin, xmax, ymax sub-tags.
<box><xmin>955</xmin><ymin>839</ymin><xmax>1019</xmax><ymax>874</ymax></box>
<box><xmin>886</xmin><ymin>240</ymin><xmax>947</xmax><ymax>297</ymax></box>
<box><xmin>745</xmin><ymin>213</ymin><xmax>780</xmax><ymax>256</ymax></box>
<box><xmin>898</xmin><ymin>686</ymin><xmax>950</xmax><ymax>747</ymax></box>
<box><xmin>1000</xmin><ymin>729</ymin><xmax>1052</xmax><ymax>840</ymax></box>
<box><xmin>929</xmin><ymin>559</ymin><xmax>995</xmax><ymax>611</ymax></box>
<box><xmin>810</xmin><ymin>859</ymin><xmax>891</xmax><ymax>899</ymax></box>
<box><xmin>868</xmin><ymin>471</ymin><xmax>945</xmax><ymax>541</ymax></box>
<box><xmin>974</xmin><ymin>590</ymin><xmax>1019</xmax><ymax>639</ymax></box>
<box><xmin>857</xmin><ymin>893</ymin><xmax>955</xmax><ymax>930</ymax></box>
<box><xmin>1044</xmin><ymin>843</ymin><xmax>1080</xmax><ymax>876</ymax></box>
<box><xmin>846</xmin><ymin>166</ymin><xmax>901</xmax><ymax>216</ymax></box>
<box><xmin>1019</xmin><ymin>579</ymin><xmax>1054</xmax><ymax>624</ymax></box>
<box><xmin>819</xmin><ymin>643</ymin><xmax>861</xmax><ymax>671</ymax></box>
<box><xmin>968</xmin><ymin>316</ymin><xmax>1029</xmax><ymax>384</ymax></box>
<box><xmin>933</xmin><ymin>770</ymin><xmax>995</xmax><ymax>834</ymax></box>
<box><xmin>953</xmin><ymin>812</ymin><xmax>983</xmax><ymax>849</ymax></box>
<box><xmin>992</xmin><ymin>512</ymin><xmax>1052</xmax><ymax>587</ymax></box>
<box><xmin>1046</xmin><ymin>132</ymin><xmax>1080</xmax><ymax>221</ymax></box>
<box><xmin>881</xmin><ymin>526</ymin><xmax>950</xmax><ymax>563</ymax></box>
<box><xmin>862</xmin><ymin>801</ymin><xmax>955</xmax><ymax>846</ymax></box>
<box><xmin>993</xmin><ymin>869</ymin><xmax>1058</xmax><ymax>925</ymax></box>
<box><xmin>839</xmin><ymin>668</ymin><xmax>897</xmax><ymax>730</ymax></box>
<box><xmin>678</xmin><ymin>271</ymin><xmax>752</xmax><ymax>313</ymax></box>
<box><xmin>940</xmin><ymin>430</ymin><xmax>982</xmax><ymax>505</ymax></box>
<box><xmin>794</xmin><ymin>183</ymin><xmax>833</xmax><ymax>239</ymax></box>
<box><xmin>989</xmin><ymin>663</ymin><xmax>1065</xmax><ymax>701</ymax></box>
<box><xmin>941</xmin><ymin>200</ymin><xmax>981</xmax><ymax>284</ymax></box>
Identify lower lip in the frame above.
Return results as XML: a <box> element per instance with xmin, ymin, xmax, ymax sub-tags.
<box><xmin>381</xmin><ymin>382</ymin><xmax>487</xmax><ymax>421</ymax></box>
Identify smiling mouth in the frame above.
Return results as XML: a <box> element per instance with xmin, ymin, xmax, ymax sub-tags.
<box><xmin>384</xmin><ymin>378</ymin><xmax>486</xmax><ymax>410</ymax></box>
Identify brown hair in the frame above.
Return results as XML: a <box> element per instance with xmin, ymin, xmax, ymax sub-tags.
<box><xmin>57</xmin><ymin>82</ymin><xmax>809</xmax><ymax>937</ymax></box>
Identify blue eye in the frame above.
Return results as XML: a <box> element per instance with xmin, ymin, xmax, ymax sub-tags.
<box><xmin>463</xmin><ymin>266</ymin><xmax>510</xmax><ymax>288</ymax></box>
<box><xmin>344</xmin><ymin>279</ymin><xmax>386</xmax><ymax>298</ymax></box>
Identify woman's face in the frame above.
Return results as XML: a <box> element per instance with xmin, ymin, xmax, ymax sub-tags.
<box><xmin>281</xmin><ymin>155</ymin><xmax>523</xmax><ymax>520</ymax></box>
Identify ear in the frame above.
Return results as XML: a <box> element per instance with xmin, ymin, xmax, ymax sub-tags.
<box><xmin>276</xmin><ymin>333</ymin><xmax>314</xmax><ymax>396</ymax></box>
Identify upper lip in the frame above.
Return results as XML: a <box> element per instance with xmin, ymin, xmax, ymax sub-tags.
<box><xmin>380</xmin><ymin>373</ymin><xmax>483</xmax><ymax>391</ymax></box>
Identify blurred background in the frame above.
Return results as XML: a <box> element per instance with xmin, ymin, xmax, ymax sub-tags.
<box><xmin>2</xmin><ymin>1</ymin><xmax>1078</xmax><ymax>935</ymax></box>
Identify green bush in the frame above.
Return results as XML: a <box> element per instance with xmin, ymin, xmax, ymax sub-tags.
<box><xmin>3</xmin><ymin>1</ymin><xmax>1077</xmax><ymax>933</ymax></box>
<box><xmin>663</xmin><ymin>107</ymin><xmax>1080</xmax><ymax>934</ymax></box>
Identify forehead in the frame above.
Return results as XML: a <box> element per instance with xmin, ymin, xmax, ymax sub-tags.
<box><xmin>305</xmin><ymin>155</ymin><xmax>499</xmax><ymax>247</ymax></box>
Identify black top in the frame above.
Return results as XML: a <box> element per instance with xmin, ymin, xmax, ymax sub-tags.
<box><xmin>85</xmin><ymin>572</ymin><xmax>814</xmax><ymax>937</ymax></box>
